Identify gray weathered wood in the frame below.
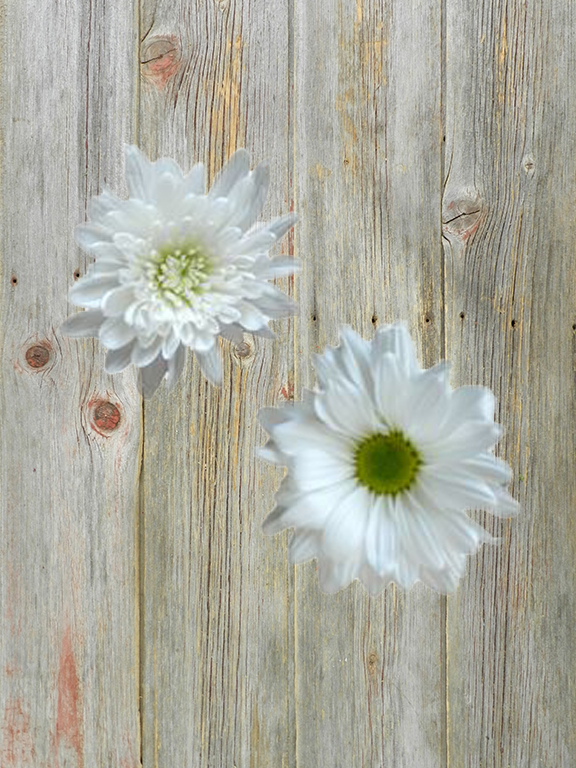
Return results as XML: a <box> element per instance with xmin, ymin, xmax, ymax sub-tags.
<box><xmin>138</xmin><ymin>2</ymin><xmax>296</xmax><ymax>766</ymax></box>
<box><xmin>292</xmin><ymin>1</ymin><xmax>446</xmax><ymax>766</ymax></box>
<box><xmin>0</xmin><ymin>0</ymin><xmax>141</xmax><ymax>767</ymax></box>
<box><xmin>1</xmin><ymin>1</ymin><xmax>575</xmax><ymax>766</ymax></box>
<box><xmin>444</xmin><ymin>1</ymin><xmax>576</xmax><ymax>765</ymax></box>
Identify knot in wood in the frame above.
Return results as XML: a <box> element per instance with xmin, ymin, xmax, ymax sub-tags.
<box><xmin>141</xmin><ymin>36</ymin><xmax>181</xmax><ymax>89</ymax></box>
<box><xmin>522</xmin><ymin>154</ymin><xmax>535</xmax><ymax>178</ymax></box>
<box><xmin>92</xmin><ymin>401</ymin><xmax>121</xmax><ymax>432</ymax></box>
<box><xmin>25</xmin><ymin>344</ymin><xmax>50</xmax><ymax>369</ymax></box>
<box><xmin>442</xmin><ymin>192</ymin><xmax>484</xmax><ymax>244</ymax></box>
<box><xmin>234</xmin><ymin>341</ymin><xmax>252</xmax><ymax>359</ymax></box>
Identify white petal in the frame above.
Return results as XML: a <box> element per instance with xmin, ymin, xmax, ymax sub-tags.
<box><xmin>132</xmin><ymin>336</ymin><xmax>163</xmax><ymax>367</ymax></box>
<box><xmin>105</xmin><ymin>341</ymin><xmax>136</xmax><ymax>373</ymax></box>
<box><xmin>419</xmin><ymin>564</ymin><xmax>462</xmax><ymax>594</ymax></box>
<box><xmin>400</xmin><ymin>363</ymin><xmax>451</xmax><ymax>440</ymax></box>
<box><xmin>185</xmin><ymin>163</ymin><xmax>205</xmax><ymax>195</ymax></box>
<box><xmin>466</xmin><ymin>454</ymin><xmax>513</xmax><ymax>483</ymax></box>
<box><xmin>251</xmin><ymin>325</ymin><xmax>276</xmax><ymax>339</ymax></box>
<box><xmin>196</xmin><ymin>345</ymin><xmax>222</xmax><ymax>385</ymax></box>
<box><xmin>253</xmin><ymin>288</ymin><xmax>297</xmax><ymax>319</ymax></box>
<box><xmin>336</xmin><ymin>325</ymin><xmax>374</xmax><ymax>394</ymax></box>
<box><xmin>75</xmin><ymin>224</ymin><xmax>113</xmax><ymax>250</ymax></box>
<box><xmin>398</xmin><ymin>495</ymin><xmax>448</xmax><ymax>571</ymax></box>
<box><xmin>166</xmin><ymin>344</ymin><xmax>186</xmax><ymax>389</ymax></box>
<box><xmin>373</xmin><ymin>352</ymin><xmax>409</xmax><ymax>426</ymax></box>
<box><xmin>237</xmin><ymin>303</ymin><xmax>268</xmax><ymax>332</ymax></box>
<box><xmin>138</xmin><ymin>355</ymin><xmax>168</xmax><ymax>397</ymax></box>
<box><xmin>162</xmin><ymin>330</ymin><xmax>180</xmax><ymax>360</ymax></box>
<box><xmin>124</xmin><ymin>145</ymin><xmax>154</xmax><ymax>201</ymax></box>
<box><xmin>266</xmin><ymin>213</ymin><xmax>297</xmax><ymax>241</ymax></box>
<box><xmin>87</xmin><ymin>188</ymin><xmax>122</xmax><ymax>221</ymax></box>
<box><xmin>288</xmin><ymin>529</ymin><xmax>321</xmax><ymax>564</ymax></box>
<box><xmin>252</xmin><ymin>255</ymin><xmax>302</xmax><ymax>279</ymax></box>
<box><xmin>154</xmin><ymin>157</ymin><xmax>184</xmax><ymax>181</ymax></box>
<box><xmin>293</xmin><ymin>449</ymin><xmax>354</xmax><ymax>492</ymax></box>
<box><xmin>419</xmin><ymin>468</ymin><xmax>496</xmax><ymax>511</ymax></box>
<box><xmin>427</xmin><ymin>422</ymin><xmax>503</xmax><ymax>461</ymax></box>
<box><xmin>441</xmin><ymin>386</ymin><xmax>496</xmax><ymax>436</ymax></box>
<box><xmin>102</xmin><ymin>285</ymin><xmax>136</xmax><ymax>317</ymax></box>
<box><xmin>60</xmin><ymin>309</ymin><xmax>104</xmax><ymax>337</ymax></box>
<box><xmin>322</xmin><ymin>485</ymin><xmax>372</xmax><ymax>558</ymax></box>
<box><xmin>273</xmin><ymin>480</ymin><xmax>356</xmax><ymax>532</ymax></box>
<box><xmin>219</xmin><ymin>324</ymin><xmax>244</xmax><ymax>346</ymax></box>
<box><xmin>86</xmin><ymin>258</ymin><xmax>125</xmax><ymax>277</ymax></box>
<box><xmin>365</xmin><ymin>496</ymin><xmax>399</xmax><ymax>576</ymax></box>
<box><xmin>156</xmin><ymin>171</ymin><xmax>184</xmax><ymax>215</ymax></box>
<box><xmin>236</xmin><ymin>230</ymin><xmax>276</xmax><ymax>256</ymax></box>
<box><xmin>272</xmin><ymin>418</ymin><xmax>352</xmax><ymax>459</ymax></box>
<box><xmin>258</xmin><ymin>405</ymin><xmax>294</xmax><ymax>432</ymax></box>
<box><xmin>209</xmin><ymin>149</ymin><xmax>250</xmax><ymax>199</ymax></box>
<box><xmin>314</xmin><ymin>378</ymin><xmax>378</xmax><ymax>438</ymax></box>
<box><xmin>258</xmin><ymin>443</ymin><xmax>285</xmax><ymax>466</ymax></box>
<box><xmin>372</xmin><ymin>323</ymin><xmax>420</xmax><ymax>375</ymax></box>
<box><xmin>487</xmin><ymin>488</ymin><xmax>520</xmax><ymax>518</ymax></box>
<box><xmin>69</xmin><ymin>276</ymin><xmax>119</xmax><ymax>307</ymax></box>
<box><xmin>99</xmin><ymin>317</ymin><xmax>136</xmax><ymax>350</ymax></box>
<box><xmin>317</xmin><ymin>559</ymin><xmax>357</xmax><ymax>594</ymax></box>
<box><xmin>232</xmin><ymin>163</ymin><xmax>270</xmax><ymax>232</ymax></box>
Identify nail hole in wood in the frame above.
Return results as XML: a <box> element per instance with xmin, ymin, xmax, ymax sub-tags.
<box><xmin>459</xmin><ymin>311</ymin><xmax>465</xmax><ymax>320</ymax></box>
<box><xmin>424</xmin><ymin>316</ymin><xmax>431</xmax><ymax>324</ymax></box>
<box><xmin>371</xmin><ymin>315</ymin><xmax>378</xmax><ymax>324</ymax></box>
<box><xmin>10</xmin><ymin>275</ymin><xmax>17</xmax><ymax>286</ymax></box>
<box><xmin>572</xmin><ymin>324</ymin><xmax>576</xmax><ymax>331</ymax></box>
<box><xmin>511</xmin><ymin>319</ymin><xmax>516</xmax><ymax>328</ymax></box>
<box><xmin>312</xmin><ymin>314</ymin><xmax>317</xmax><ymax>322</ymax></box>
<box><xmin>73</xmin><ymin>269</ymin><xmax>80</xmax><ymax>280</ymax></box>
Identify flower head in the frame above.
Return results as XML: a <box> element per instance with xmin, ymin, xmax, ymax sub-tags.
<box><xmin>61</xmin><ymin>147</ymin><xmax>298</xmax><ymax>396</ymax></box>
<box><xmin>259</xmin><ymin>324</ymin><xmax>519</xmax><ymax>595</ymax></box>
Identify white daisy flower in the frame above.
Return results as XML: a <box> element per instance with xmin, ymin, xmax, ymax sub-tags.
<box><xmin>61</xmin><ymin>146</ymin><xmax>298</xmax><ymax>396</ymax></box>
<box><xmin>258</xmin><ymin>324</ymin><xmax>519</xmax><ymax>595</ymax></box>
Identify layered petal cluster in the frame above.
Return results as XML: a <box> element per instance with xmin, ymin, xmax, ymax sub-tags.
<box><xmin>61</xmin><ymin>146</ymin><xmax>298</xmax><ymax>396</ymax></box>
<box><xmin>259</xmin><ymin>324</ymin><xmax>519</xmax><ymax>594</ymax></box>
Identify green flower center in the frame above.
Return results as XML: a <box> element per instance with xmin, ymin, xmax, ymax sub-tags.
<box><xmin>148</xmin><ymin>242</ymin><xmax>213</xmax><ymax>307</ymax></box>
<box><xmin>354</xmin><ymin>430</ymin><xmax>422</xmax><ymax>496</ymax></box>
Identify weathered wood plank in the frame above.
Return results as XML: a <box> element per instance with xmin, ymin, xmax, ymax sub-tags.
<box><xmin>293</xmin><ymin>1</ymin><xmax>446</xmax><ymax>766</ymax></box>
<box><xmin>138</xmin><ymin>2</ymin><xmax>296</xmax><ymax>766</ymax></box>
<box><xmin>0</xmin><ymin>1</ymin><xmax>141</xmax><ymax>766</ymax></box>
<box><xmin>444</xmin><ymin>1</ymin><xmax>576</xmax><ymax>765</ymax></box>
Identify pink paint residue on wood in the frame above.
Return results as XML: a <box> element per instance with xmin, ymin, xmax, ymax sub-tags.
<box><xmin>55</xmin><ymin>627</ymin><xmax>83</xmax><ymax>768</ymax></box>
<box><xmin>2</xmin><ymin>698</ymin><xmax>35</xmax><ymax>766</ymax></box>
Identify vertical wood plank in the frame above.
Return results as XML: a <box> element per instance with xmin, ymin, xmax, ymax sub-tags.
<box><xmin>0</xmin><ymin>1</ymin><xmax>141</xmax><ymax>766</ymax></box>
<box><xmin>293</xmin><ymin>1</ymin><xmax>446</xmax><ymax>766</ymax></box>
<box><xmin>138</xmin><ymin>2</ymin><xmax>295</xmax><ymax>766</ymax></box>
<box><xmin>444</xmin><ymin>1</ymin><xmax>576</xmax><ymax>765</ymax></box>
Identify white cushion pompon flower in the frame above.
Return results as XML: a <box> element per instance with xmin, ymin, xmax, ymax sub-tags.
<box><xmin>258</xmin><ymin>324</ymin><xmax>519</xmax><ymax>595</ymax></box>
<box><xmin>61</xmin><ymin>146</ymin><xmax>299</xmax><ymax>396</ymax></box>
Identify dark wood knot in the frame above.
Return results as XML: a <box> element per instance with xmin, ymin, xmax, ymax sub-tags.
<box><xmin>25</xmin><ymin>344</ymin><xmax>51</xmax><ymax>369</ymax></box>
<box><xmin>92</xmin><ymin>401</ymin><xmax>121</xmax><ymax>433</ymax></box>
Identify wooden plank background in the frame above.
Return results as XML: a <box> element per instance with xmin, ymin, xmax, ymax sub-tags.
<box><xmin>0</xmin><ymin>0</ymin><xmax>574</xmax><ymax>766</ymax></box>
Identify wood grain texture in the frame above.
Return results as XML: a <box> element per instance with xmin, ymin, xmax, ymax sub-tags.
<box><xmin>293</xmin><ymin>1</ymin><xmax>446</xmax><ymax>766</ymax></box>
<box><xmin>138</xmin><ymin>2</ymin><xmax>296</xmax><ymax>767</ymax></box>
<box><xmin>0</xmin><ymin>1</ymin><xmax>141</xmax><ymax>766</ymax></box>
<box><xmin>443</xmin><ymin>1</ymin><xmax>576</xmax><ymax>766</ymax></box>
<box><xmin>1</xmin><ymin>0</ymin><xmax>575</xmax><ymax>767</ymax></box>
